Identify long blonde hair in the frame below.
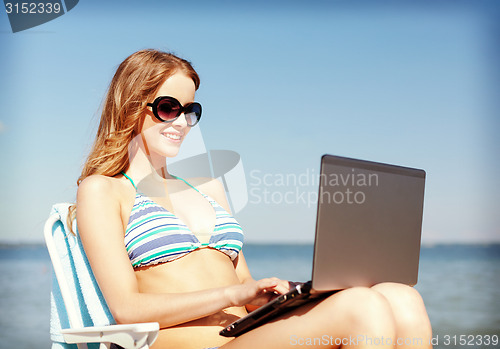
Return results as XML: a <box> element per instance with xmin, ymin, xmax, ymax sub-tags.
<box><xmin>68</xmin><ymin>49</ymin><xmax>200</xmax><ymax>231</ymax></box>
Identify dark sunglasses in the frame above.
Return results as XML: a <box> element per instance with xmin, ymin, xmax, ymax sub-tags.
<box><xmin>147</xmin><ymin>96</ymin><xmax>202</xmax><ymax>127</ymax></box>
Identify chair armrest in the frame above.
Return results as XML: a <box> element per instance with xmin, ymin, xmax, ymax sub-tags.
<box><xmin>61</xmin><ymin>322</ymin><xmax>159</xmax><ymax>349</ymax></box>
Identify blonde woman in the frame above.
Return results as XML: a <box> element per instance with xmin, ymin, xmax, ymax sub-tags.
<box><xmin>74</xmin><ymin>49</ymin><xmax>432</xmax><ymax>349</ymax></box>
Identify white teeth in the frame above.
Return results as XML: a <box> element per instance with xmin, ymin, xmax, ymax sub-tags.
<box><xmin>164</xmin><ymin>133</ymin><xmax>181</xmax><ymax>140</ymax></box>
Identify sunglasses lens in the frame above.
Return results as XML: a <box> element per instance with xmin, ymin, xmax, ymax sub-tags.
<box><xmin>157</xmin><ymin>99</ymin><xmax>181</xmax><ymax>121</ymax></box>
<box><xmin>185</xmin><ymin>103</ymin><xmax>202</xmax><ymax>126</ymax></box>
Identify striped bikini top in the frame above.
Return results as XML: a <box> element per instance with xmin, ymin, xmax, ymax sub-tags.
<box><xmin>122</xmin><ymin>173</ymin><xmax>244</xmax><ymax>268</ymax></box>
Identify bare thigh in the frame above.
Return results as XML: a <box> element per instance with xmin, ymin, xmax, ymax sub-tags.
<box><xmin>221</xmin><ymin>287</ymin><xmax>397</xmax><ymax>349</ymax></box>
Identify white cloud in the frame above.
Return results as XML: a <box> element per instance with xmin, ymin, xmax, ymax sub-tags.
<box><xmin>0</xmin><ymin>121</ymin><xmax>5</xmax><ymax>133</ymax></box>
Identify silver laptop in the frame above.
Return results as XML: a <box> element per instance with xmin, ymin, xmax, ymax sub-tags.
<box><xmin>220</xmin><ymin>154</ymin><xmax>426</xmax><ymax>337</ymax></box>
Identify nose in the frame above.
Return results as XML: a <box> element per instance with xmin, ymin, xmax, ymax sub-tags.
<box><xmin>171</xmin><ymin>112</ymin><xmax>188</xmax><ymax>128</ymax></box>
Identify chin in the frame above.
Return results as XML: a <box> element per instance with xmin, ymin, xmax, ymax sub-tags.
<box><xmin>149</xmin><ymin>137</ymin><xmax>183</xmax><ymax>158</ymax></box>
<box><xmin>162</xmin><ymin>145</ymin><xmax>182</xmax><ymax>158</ymax></box>
<box><xmin>165</xmin><ymin>151</ymin><xmax>181</xmax><ymax>158</ymax></box>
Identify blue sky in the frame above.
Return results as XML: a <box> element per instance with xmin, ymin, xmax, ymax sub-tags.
<box><xmin>0</xmin><ymin>0</ymin><xmax>498</xmax><ymax>244</ymax></box>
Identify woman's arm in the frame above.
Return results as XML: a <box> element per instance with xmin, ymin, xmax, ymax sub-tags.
<box><xmin>76</xmin><ymin>175</ymin><xmax>278</xmax><ymax>328</ymax></box>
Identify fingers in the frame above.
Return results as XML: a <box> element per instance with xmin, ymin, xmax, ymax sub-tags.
<box><xmin>256</xmin><ymin>277</ymin><xmax>290</xmax><ymax>295</ymax></box>
<box><xmin>233</xmin><ymin>277</ymin><xmax>291</xmax><ymax>308</ymax></box>
<box><xmin>255</xmin><ymin>278</ymin><xmax>278</xmax><ymax>292</ymax></box>
<box><xmin>276</xmin><ymin>279</ymin><xmax>291</xmax><ymax>293</ymax></box>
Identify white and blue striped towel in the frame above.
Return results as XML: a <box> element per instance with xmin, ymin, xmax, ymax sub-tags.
<box><xmin>49</xmin><ymin>203</ymin><xmax>115</xmax><ymax>348</ymax></box>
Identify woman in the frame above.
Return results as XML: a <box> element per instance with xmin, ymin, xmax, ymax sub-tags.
<box><xmin>75</xmin><ymin>49</ymin><xmax>432</xmax><ymax>349</ymax></box>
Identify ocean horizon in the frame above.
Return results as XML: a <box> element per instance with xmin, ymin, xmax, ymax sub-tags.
<box><xmin>1</xmin><ymin>243</ymin><xmax>499</xmax><ymax>348</ymax></box>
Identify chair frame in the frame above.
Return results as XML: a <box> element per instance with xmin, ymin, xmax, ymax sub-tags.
<box><xmin>44</xmin><ymin>211</ymin><xmax>159</xmax><ymax>349</ymax></box>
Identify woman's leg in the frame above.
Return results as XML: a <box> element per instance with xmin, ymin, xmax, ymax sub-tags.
<box><xmin>371</xmin><ymin>283</ymin><xmax>432</xmax><ymax>349</ymax></box>
<box><xmin>222</xmin><ymin>287</ymin><xmax>397</xmax><ymax>349</ymax></box>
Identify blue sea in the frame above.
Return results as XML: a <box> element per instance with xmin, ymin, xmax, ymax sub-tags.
<box><xmin>0</xmin><ymin>244</ymin><xmax>499</xmax><ymax>349</ymax></box>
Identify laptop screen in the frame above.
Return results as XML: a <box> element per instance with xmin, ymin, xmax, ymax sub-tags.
<box><xmin>311</xmin><ymin>155</ymin><xmax>426</xmax><ymax>291</ymax></box>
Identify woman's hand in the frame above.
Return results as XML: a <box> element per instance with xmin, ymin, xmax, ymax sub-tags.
<box><xmin>225</xmin><ymin>277</ymin><xmax>291</xmax><ymax>308</ymax></box>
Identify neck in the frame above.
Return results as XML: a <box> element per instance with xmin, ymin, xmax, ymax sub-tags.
<box><xmin>126</xmin><ymin>135</ymin><xmax>173</xmax><ymax>185</ymax></box>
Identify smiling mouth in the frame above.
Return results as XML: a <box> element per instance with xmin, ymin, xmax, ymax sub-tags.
<box><xmin>162</xmin><ymin>132</ymin><xmax>182</xmax><ymax>142</ymax></box>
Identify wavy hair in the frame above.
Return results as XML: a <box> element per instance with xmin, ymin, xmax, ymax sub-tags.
<box><xmin>68</xmin><ymin>49</ymin><xmax>200</xmax><ymax>231</ymax></box>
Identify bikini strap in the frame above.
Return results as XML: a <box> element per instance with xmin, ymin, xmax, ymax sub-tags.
<box><xmin>121</xmin><ymin>172</ymin><xmax>200</xmax><ymax>194</ymax></box>
<box><xmin>171</xmin><ymin>174</ymin><xmax>201</xmax><ymax>194</ymax></box>
<box><xmin>121</xmin><ymin>171</ymin><xmax>137</xmax><ymax>190</ymax></box>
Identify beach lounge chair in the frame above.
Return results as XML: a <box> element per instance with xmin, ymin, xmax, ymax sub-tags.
<box><xmin>45</xmin><ymin>203</ymin><xmax>159</xmax><ymax>349</ymax></box>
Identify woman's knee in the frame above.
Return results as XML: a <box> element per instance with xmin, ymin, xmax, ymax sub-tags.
<box><xmin>339</xmin><ymin>287</ymin><xmax>394</xmax><ymax>317</ymax></box>
<box><xmin>372</xmin><ymin>283</ymin><xmax>424</xmax><ymax>304</ymax></box>
<box><xmin>320</xmin><ymin>287</ymin><xmax>396</xmax><ymax>335</ymax></box>
<box><xmin>371</xmin><ymin>283</ymin><xmax>431</xmax><ymax>333</ymax></box>
<box><xmin>372</xmin><ymin>283</ymin><xmax>427</xmax><ymax>315</ymax></box>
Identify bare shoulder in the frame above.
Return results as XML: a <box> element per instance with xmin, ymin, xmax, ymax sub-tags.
<box><xmin>77</xmin><ymin>174</ymin><xmax>131</xmax><ymax>205</ymax></box>
<box><xmin>78</xmin><ymin>175</ymin><xmax>116</xmax><ymax>198</ymax></box>
<box><xmin>76</xmin><ymin>175</ymin><xmax>134</xmax><ymax>235</ymax></box>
